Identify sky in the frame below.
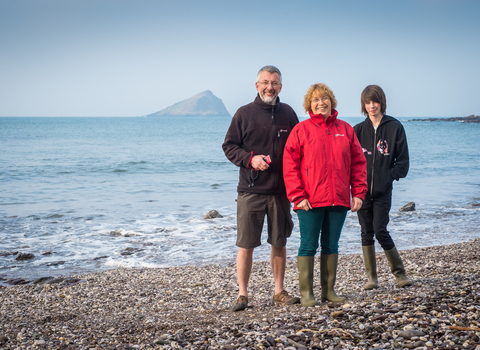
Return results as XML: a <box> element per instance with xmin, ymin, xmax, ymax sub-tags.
<box><xmin>1</xmin><ymin>0</ymin><xmax>479</xmax><ymax>118</ymax></box>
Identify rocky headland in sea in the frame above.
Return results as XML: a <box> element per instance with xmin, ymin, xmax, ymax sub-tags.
<box><xmin>145</xmin><ymin>90</ymin><xmax>230</xmax><ymax>117</ymax></box>
<box><xmin>1</xmin><ymin>238</ymin><xmax>480</xmax><ymax>349</ymax></box>
<box><xmin>409</xmin><ymin>115</ymin><xmax>480</xmax><ymax>123</ymax></box>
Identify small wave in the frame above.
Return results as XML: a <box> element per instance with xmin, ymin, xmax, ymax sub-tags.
<box><xmin>154</xmin><ymin>227</ymin><xmax>178</xmax><ymax>233</ymax></box>
<box><xmin>210</xmin><ymin>225</ymin><xmax>236</xmax><ymax>232</ymax></box>
<box><xmin>109</xmin><ymin>228</ymin><xmax>143</xmax><ymax>237</ymax></box>
<box><xmin>0</xmin><ymin>202</ymin><xmax>30</xmax><ymax>206</ymax></box>
<box><xmin>126</xmin><ymin>161</ymin><xmax>148</xmax><ymax>166</ymax></box>
<box><xmin>104</xmin><ymin>257</ymin><xmax>161</xmax><ymax>269</ymax></box>
<box><xmin>132</xmin><ymin>190</ymin><xmax>154</xmax><ymax>194</ymax></box>
<box><xmin>45</xmin><ymin>214</ymin><xmax>64</xmax><ymax>219</ymax></box>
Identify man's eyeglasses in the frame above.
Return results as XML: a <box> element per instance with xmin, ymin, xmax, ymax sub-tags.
<box><xmin>257</xmin><ymin>81</ymin><xmax>281</xmax><ymax>88</ymax></box>
<box><xmin>312</xmin><ymin>97</ymin><xmax>329</xmax><ymax>103</ymax></box>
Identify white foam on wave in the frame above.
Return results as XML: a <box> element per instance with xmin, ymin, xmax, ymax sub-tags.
<box><xmin>104</xmin><ymin>257</ymin><xmax>164</xmax><ymax>269</ymax></box>
<box><xmin>109</xmin><ymin>228</ymin><xmax>143</xmax><ymax>237</ymax></box>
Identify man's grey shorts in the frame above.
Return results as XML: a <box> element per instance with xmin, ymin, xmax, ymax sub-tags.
<box><xmin>236</xmin><ymin>192</ymin><xmax>293</xmax><ymax>249</ymax></box>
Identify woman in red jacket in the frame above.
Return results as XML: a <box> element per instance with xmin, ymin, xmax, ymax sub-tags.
<box><xmin>283</xmin><ymin>83</ymin><xmax>367</xmax><ymax>306</ymax></box>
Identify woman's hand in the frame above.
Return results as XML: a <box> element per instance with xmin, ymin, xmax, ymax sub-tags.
<box><xmin>297</xmin><ymin>199</ymin><xmax>313</xmax><ymax>211</ymax></box>
<box><xmin>351</xmin><ymin>197</ymin><xmax>363</xmax><ymax>212</ymax></box>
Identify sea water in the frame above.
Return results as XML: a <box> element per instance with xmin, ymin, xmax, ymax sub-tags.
<box><xmin>1</xmin><ymin>116</ymin><xmax>479</xmax><ymax>281</ymax></box>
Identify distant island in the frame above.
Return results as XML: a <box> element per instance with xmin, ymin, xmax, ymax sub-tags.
<box><xmin>410</xmin><ymin>115</ymin><xmax>480</xmax><ymax>123</ymax></box>
<box><xmin>146</xmin><ymin>90</ymin><xmax>230</xmax><ymax>117</ymax></box>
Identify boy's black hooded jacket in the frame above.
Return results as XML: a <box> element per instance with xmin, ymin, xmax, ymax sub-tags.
<box><xmin>353</xmin><ymin>115</ymin><xmax>409</xmax><ymax>198</ymax></box>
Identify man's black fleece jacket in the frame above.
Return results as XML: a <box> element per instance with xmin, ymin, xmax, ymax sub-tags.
<box><xmin>222</xmin><ymin>94</ymin><xmax>299</xmax><ymax>194</ymax></box>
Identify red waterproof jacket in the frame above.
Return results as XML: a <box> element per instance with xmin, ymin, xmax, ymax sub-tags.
<box><xmin>283</xmin><ymin>110</ymin><xmax>367</xmax><ymax>210</ymax></box>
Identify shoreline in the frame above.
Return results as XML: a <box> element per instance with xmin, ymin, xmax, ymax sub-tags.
<box><xmin>4</xmin><ymin>233</ymin><xmax>480</xmax><ymax>287</ymax></box>
<box><xmin>408</xmin><ymin>115</ymin><xmax>480</xmax><ymax>123</ymax></box>
<box><xmin>1</xmin><ymin>239</ymin><xmax>480</xmax><ymax>349</ymax></box>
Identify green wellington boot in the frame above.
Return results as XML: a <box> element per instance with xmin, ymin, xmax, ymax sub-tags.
<box><xmin>320</xmin><ymin>253</ymin><xmax>346</xmax><ymax>302</ymax></box>
<box><xmin>297</xmin><ymin>256</ymin><xmax>318</xmax><ymax>307</ymax></box>
<box><xmin>362</xmin><ymin>245</ymin><xmax>378</xmax><ymax>290</ymax></box>
<box><xmin>384</xmin><ymin>247</ymin><xmax>412</xmax><ymax>287</ymax></box>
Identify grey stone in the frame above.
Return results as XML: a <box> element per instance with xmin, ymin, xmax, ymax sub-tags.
<box><xmin>15</xmin><ymin>253</ymin><xmax>35</xmax><ymax>260</ymax></box>
<box><xmin>399</xmin><ymin>202</ymin><xmax>415</xmax><ymax>212</ymax></box>
<box><xmin>413</xmin><ymin>340</ymin><xmax>426</xmax><ymax>347</ymax></box>
<box><xmin>204</xmin><ymin>210</ymin><xmax>223</xmax><ymax>219</ymax></box>
<box><xmin>397</xmin><ymin>330</ymin><xmax>425</xmax><ymax>339</ymax></box>
<box><xmin>32</xmin><ymin>277</ymin><xmax>54</xmax><ymax>285</ymax></box>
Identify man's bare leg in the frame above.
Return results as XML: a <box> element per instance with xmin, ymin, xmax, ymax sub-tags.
<box><xmin>271</xmin><ymin>245</ymin><xmax>286</xmax><ymax>295</ymax></box>
<box><xmin>237</xmin><ymin>247</ymin><xmax>254</xmax><ymax>297</ymax></box>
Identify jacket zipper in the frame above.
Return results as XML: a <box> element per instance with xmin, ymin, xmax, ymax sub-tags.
<box><xmin>370</xmin><ymin>127</ymin><xmax>377</xmax><ymax>196</ymax></box>
<box><xmin>326</xmin><ymin>125</ymin><xmax>336</xmax><ymax>206</ymax></box>
<box><xmin>271</xmin><ymin>106</ymin><xmax>278</xmax><ymax>189</ymax></box>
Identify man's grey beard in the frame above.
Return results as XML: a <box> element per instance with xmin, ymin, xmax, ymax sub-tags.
<box><xmin>260</xmin><ymin>93</ymin><xmax>277</xmax><ymax>105</ymax></box>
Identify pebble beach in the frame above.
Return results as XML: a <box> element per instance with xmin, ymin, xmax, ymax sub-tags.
<box><xmin>1</xmin><ymin>239</ymin><xmax>480</xmax><ymax>350</ymax></box>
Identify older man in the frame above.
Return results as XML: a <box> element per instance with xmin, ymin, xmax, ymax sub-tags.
<box><xmin>222</xmin><ymin>65</ymin><xmax>300</xmax><ymax>311</ymax></box>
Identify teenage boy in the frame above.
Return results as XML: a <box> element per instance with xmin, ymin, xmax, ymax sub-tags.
<box><xmin>354</xmin><ymin>85</ymin><xmax>412</xmax><ymax>289</ymax></box>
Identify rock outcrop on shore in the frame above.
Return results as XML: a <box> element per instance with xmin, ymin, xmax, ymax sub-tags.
<box><xmin>410</xmin><ymin>115</ymin><xmax>480</xmax><ymax>123</ymax></box>
<box><xmin>1</xmin><ymin>239</ymin><xmax>479</xmax><ymax>349</ymax></box>
<box><xmin>399</xmin><ymin>202</ymin><xmax>415</xmax><ymax>212</ymax></box>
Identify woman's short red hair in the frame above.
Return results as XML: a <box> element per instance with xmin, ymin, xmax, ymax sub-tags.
<box><xmin>303</xmin><ymin>83</ymin><xmax>337</xmax><ymax>114</ymax></box>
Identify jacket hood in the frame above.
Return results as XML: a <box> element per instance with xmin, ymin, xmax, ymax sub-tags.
<box><xmin>363</xmin><ymin>114</ymin><xmax>395</xmax><ymax>128</ymax></box>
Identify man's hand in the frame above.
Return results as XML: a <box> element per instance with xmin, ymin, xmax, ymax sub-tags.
<box><xmin>297</xmin><ymin>199</ymin><xmax>313</xmax><ymax>211</ymax></box>
<box><xmin>250</xmin><ymin>155</ymin><xmax>270</xmax><ymax>171</ymax></box>
<box><xmin>351</xmin><ymin>197</ymin><xmax>363</xmax><ymax>212</ymax></box>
